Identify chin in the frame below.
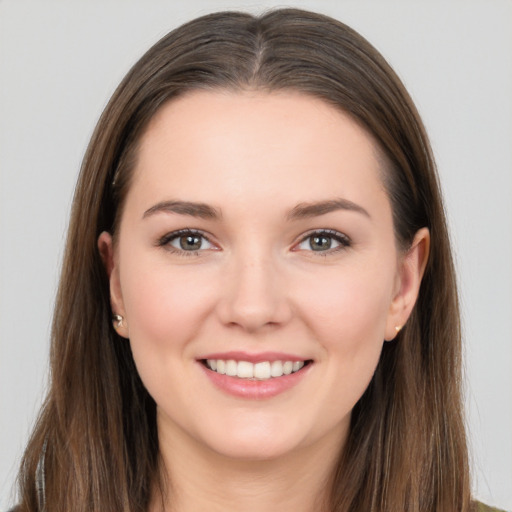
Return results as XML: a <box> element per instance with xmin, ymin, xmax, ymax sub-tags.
<box><xmin>194</xmin><ymin>416</ymin><xmax>312</xmax><ymax>462</ymax></box>
<box><xmin>208</xmin><ymin>437</ymin><xmax>300</xmax><ymax>462</ymax></box>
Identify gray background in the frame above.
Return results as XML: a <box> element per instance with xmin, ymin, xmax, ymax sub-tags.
<box><xmin>1</xmin><ymin>1</ymin><xmax>511</xmax><ymax>510</ymax></box>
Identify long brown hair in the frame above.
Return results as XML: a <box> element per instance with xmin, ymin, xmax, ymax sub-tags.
<box><xmin>16</xmin><ymin>8</ymin><xmax>471</xmax><ymax>512</ymax></box>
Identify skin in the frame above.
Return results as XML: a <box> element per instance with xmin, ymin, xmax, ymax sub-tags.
<box><xmin>99</xmin><ymin>90</ymin><xmax>429</xmax><ymax>512</ymax></box>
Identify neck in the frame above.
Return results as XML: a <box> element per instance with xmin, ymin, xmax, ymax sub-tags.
<box><xmin>151</xmin><ymin>414</ymin><xmax>346</xmax><ymax>512</ymax></box>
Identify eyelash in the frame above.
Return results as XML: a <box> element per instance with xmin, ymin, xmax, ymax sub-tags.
<box><xmin>157</xmin><ymin>228</ymin><xmax>214</xmax><ymax>257</ymax></box>
<box><xmin>296</xmin><ymin>229</ymin><xmax>351</xmax><ymax>256</ymax></box>
<box><xmin>157</xmin><ymin>228</ymin><xmax>351</xmax><ymax>257</ymax></box>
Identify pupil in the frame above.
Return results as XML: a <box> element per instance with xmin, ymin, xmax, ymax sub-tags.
<box><xmin>180</xmin><ymin>235</ymin><xmax>201</xmax><ymax>250</ymax></box>
<box><xmin>311</xmin><ymin>235</ymin><xmax>331</xmax><ymax>251</ymax></box>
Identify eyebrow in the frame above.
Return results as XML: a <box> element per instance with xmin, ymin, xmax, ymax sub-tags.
<box><xmin>142</xmin><ymin>197</ymin><xmax>370</xmax><ymax>221</ymax></box>
<box><xmin>143</xmin><ymin>200</ymin><xmax>221</xmax><ymax>220</ymax></box>
<box><xmin>286</xmin><ymin>198</ymin><xmax>370</xmax><ymax>220</ymax></box>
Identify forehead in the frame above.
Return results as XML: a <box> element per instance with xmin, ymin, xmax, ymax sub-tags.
<box><xmin>127</xmin><ymin>90</ymin><xmax>389</xmax><ymax>217</ymax></box>
<box><xmin>142</xmin><ymin>89</ymin><xmax>379</xmax><ymax>159</ymax></box>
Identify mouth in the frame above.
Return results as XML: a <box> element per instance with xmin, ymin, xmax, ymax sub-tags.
<box><xmin>198</xmin><ymin>353</ymin><xmax>313</xmax><ymax>399</ymax></box>
<box><xmin>201</xmin><ymin>358</ymin><xmax>312</xmax><ymax>380</ymax></box>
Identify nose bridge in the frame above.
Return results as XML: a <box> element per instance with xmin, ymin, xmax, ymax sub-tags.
<box><xmin>219</xmin><ymin>242</ymin><xmax>290</xmax><ymax>330</ymax></box>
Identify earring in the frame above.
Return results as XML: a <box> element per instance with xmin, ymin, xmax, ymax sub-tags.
<box><xmin>395</xmin><ymin>325</ymin><xmax>403</xmax><ymax>334</ymax></box>
<box><xmin>112</xmin><ymin>314</ymin><xmax>124</xmax><ymax>329</ymax></box>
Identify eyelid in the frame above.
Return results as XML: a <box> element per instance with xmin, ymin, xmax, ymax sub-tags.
<box><xmin>293</xmin><ymin>229</ymin><xmax>351</xmax><ymax>254</ymax></box>
<box><xmin>157</xmin><ymin>228</ymin><xmax>219</xmax><ymax>255</ymax></box>
<box><xmin>156</xmin><ymin>227</ymin><xmax>350</xmax><ymax>257</ymax></box>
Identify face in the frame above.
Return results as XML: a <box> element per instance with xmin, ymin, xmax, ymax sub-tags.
<box><xmin>100</xmin><ymin>90</ymin><xmax>427</xmax><ymax>462</ymax></box>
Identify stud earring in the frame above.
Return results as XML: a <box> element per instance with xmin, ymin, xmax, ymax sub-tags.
<box><xmin>395</xmin><ymin>325</ymin><xmax>403</xmax><ymax>334</ymax></box>
<box><xmin>112</xmin><ymin>314</ymin><xmax>124</xmax><ymax>329</ymax></box>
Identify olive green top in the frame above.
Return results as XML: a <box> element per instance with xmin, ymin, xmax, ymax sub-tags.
<box><xmin>477</xmin><ymin>502</ymin><xmax>508</xmax><ymax>512</ymax></box>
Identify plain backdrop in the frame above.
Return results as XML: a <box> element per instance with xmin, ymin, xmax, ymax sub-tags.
<box><xmin>1</xmin><ymin>1</ymin><xmax>511</xmax><ymax>510</ymax></box>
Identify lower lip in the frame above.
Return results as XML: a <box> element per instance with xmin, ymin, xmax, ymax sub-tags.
<box><xmin>199</xmin><ymin>362</ymin><xmax>312</xmax><ymax>400</ymax></box>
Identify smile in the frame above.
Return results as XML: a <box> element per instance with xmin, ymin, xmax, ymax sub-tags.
<box><xmin>204</xmin><ymin>359</ymin><xmax>307</xmax><ymax>380</ymax></box>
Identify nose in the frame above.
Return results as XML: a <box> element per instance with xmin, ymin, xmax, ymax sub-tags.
<box><xmin>216</xmin><ymin>249</ymin><xmax>292</xmax><ymax>333</ymax></box>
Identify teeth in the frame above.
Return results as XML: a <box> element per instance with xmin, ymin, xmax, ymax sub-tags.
<box><xmin>225</xmin><ymin>359</ymin><xmax>237</xmax><ymax>376</ymax></box>
<box><xmin>270</xmin><ymin>361</ymin><xmax>283</xmax><ymax>377</ymax></box>
<box><xmin>216</xmin><ymin>359</ymin><xmax>226</xmax><ymax>374</ymax></box>
<box><xmin>254</xmin><ymin>362</ymin><xmax>271</xmax><ymax>379</ymax></box>
<box><xmin>237</xmin><ymin>361</ymin><xmax>254</xmax><ymax>379</ymax></box>
<box><xmin>206</xmin><ymin>359</ymin><xmax>305</xmax><ymax>380</ymax></box>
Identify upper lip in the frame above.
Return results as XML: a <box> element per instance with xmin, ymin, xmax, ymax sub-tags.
<box><xmin>198</xmin><ymin>351</ymin><xmax>310</xmax><ymax>363</ymax></box>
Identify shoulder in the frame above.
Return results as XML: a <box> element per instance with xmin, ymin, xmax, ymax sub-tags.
<box><xmin>475</xmin><ymin>502</ymin><xmax>509</xmax><ymax>512</ymax></box>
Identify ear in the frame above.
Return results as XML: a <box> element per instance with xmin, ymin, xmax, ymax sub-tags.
<box><xmin>385</xmin><ymin>227</ymin><xmax>430</xmax><ymax>341</ymax></box>
<box><xmin>98</xmin><ymin>231</ymin><xmax>129</xmax><ymax>338</ymax></box>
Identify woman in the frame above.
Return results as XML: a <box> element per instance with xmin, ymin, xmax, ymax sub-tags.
<box><xmin>10</xmin><ymin>8</ymin><xmax>504</xmax><ymax>512</ymax></box>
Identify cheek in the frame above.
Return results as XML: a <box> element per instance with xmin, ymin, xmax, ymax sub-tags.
<box><xmin>311</xmin><ymin>278</ymin><xmax>389</xmax><ymax>414</ymax></box>
<box><xmin>119</xmin><ymin>261</ymin><xmax>221</xmax><ymax>411</ymax></box>
<box><xmin>296</xmin><ymin>262</ymin><xmax>394</xmax><ymax>399</ymax></box>
<box><xmin>120</xmin><ymin>259</ymin><xmax>217</xmax><ymax>354</ymax></box>
<box><xmin>299</xmin><ymin>263</ymin><xmax>394</xmax><ymax>346</ymax></box>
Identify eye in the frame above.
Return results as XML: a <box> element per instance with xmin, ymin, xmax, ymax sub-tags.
<box><xmin>158</xmin><ymin>229</ymin><xmax>215</xmax><ymax>254</ymax></box>
<box><xmin>295</xmin><ymin>230</ymin><xmax>350</xmax><ymax>254</ymax></box>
